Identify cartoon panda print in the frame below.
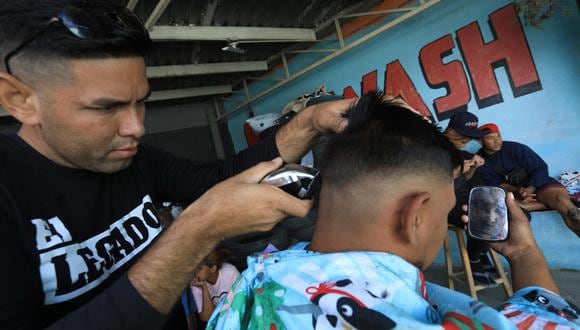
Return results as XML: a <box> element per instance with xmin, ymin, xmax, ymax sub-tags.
<box><xmin>306</xmin><ymin>279</ymin><xmax>396</xmax><ymax>329</ymax></box>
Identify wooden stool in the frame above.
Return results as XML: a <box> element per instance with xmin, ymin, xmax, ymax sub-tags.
<box><xmin>443</xmin><ymin>225</ymin><xmax>513</xmax><ymax>299</ymax></box>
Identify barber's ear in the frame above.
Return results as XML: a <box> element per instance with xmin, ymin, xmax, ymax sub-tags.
<box><xmin>398</xmin><ymin>192</ymin><xmax>431</xmax><ymax>245</ymax></box>
<box><xmin>0</xmin><ymin>73</ymin><xmax>41</xmax><ymax>126</ymax></box>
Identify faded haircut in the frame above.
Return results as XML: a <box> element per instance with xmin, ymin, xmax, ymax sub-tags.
<box><xmin>318</xmin><ymin>91</ymin><xmax>461</xmax><ymax>188</ymax></box>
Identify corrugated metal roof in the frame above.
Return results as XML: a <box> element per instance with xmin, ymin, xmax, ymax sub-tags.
<box><xmin>123</xmin><ymin>0</ymin><xmax>384</xmax><ymax>104</ymax></box>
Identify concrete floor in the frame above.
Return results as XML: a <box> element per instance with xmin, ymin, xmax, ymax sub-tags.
<box><xmin>424</xmin><ymin>265</ymin><xmax>580</xmax><ymax>308</ymax></box>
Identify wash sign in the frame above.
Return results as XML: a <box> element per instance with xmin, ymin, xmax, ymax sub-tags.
<box><xmin>341</xmin><ymin>4</ymin><xmax>541</xmax><ymax>121</ymax></box>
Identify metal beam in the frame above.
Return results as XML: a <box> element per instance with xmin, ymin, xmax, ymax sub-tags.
<box><xmin>340</xmin><ymin>7</ymin><xmax>418</xmax><ymax>19</ymax></box>
<box><xmin>127</xmin><ymin>0</ymin><xmax>139</xmax><ymax>11</ymax></box>
<box><xmin>147</xmin><ymin>61</ymin><xmax>268</xmax><ymax>79</ymax></box>
<box><xmin>285</xmin><ymin>49</ymin><xmax>337</xmax><ymax>54</ymax></box>
<box><xmin>150</xmin><ymin>26</ymin><xmax>316</xmax><ymax>42</ymax></box>
<box><xmin>144</xmin><ymin>0</ymin><xmax>173</xmax><ymax>30</ymax></box>
<box><xmin>217</xmin><ymin>0</ymin><xmax>441</xmax><ymax>121</ymax></box>
<box><xmin>147</xmin><ymin>85</ymin><xmax>232</xmax><ymax>102</ymax></box>
<box><xmin>208</xmin><ymin>100</ymin><xmax>226</xmax><ymax>160</ymax></box>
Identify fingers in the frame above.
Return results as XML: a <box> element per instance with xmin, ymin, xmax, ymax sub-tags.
<box><xmin>312</xmin><ymin>98</ymin><xmax>356</xmax><ymax>134</ymax></box>
<box><xmin>234</xmin><ymin>157</ymin><xmax>284</xmax><ymax>184</ymax></box>
<box><xmin>273</xmin><ymin>192</ymin><xmax>313</xmax><ymax>218</ymax></box>
<box><xmin>506</xmin><ymin>192</ymin><xmax>527</xmax><ymax>222</ymax></box>
<box><xmin>326</xmin><ymin>99</ymin><xmax>355</xmax><ymax>133</ymax></box>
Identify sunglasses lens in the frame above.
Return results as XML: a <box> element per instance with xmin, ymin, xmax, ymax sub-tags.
<box><xmin>58</xmin><ymin>6</ymin><xmax>94</xmax><ymax>38</ymax></box>
<box><xmin>58</xmin><ymin>4</ymin><xmax>146</xmax><ymax>39</ymax></box>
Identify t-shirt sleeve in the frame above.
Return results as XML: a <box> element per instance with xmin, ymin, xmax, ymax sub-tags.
<box><xmin>509</xmin><ymin>142</ymin><xmax>550</xmax><ymax>188</ymax></box>
<box><xmin>498</xmin><ymin>287</ymin><xmax>579</xmax><ymax>328</ymax></box>
<box><xmin>141</xmin><ymin>133</ymin><xmax>280</xmax><ymax>203</ymax></box>
<box><xmin>46</xmin><ymin>274</ymin><xmax>166</xmax><ymax>330</ymax></box>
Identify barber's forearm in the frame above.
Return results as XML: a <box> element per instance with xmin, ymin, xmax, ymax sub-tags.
<box><xmin>507</xmin><ymin>245</ymin><xmax>559</xmax><ymax>293</ymax></box>
<box><xmin>275</xmin><ymin>107</ymin><xmax>318</xmax><ymax>163</ymax></box>
<box><xmin>128</xmin><ymin>209</ymin><xmax>221</xmax><ymax>315</ymax></box>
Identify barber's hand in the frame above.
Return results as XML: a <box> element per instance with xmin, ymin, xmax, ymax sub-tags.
<box><xmin>489</xmin><ymin>193</ymin><xmax>538</xmax><ymax>261</ymax></box>
<box><xmin>276</xmin><ymin>98</ymin><xmax>355</xmax><ymax>162</ymax></box>
<box><xmin>185</xmin><ymin>158</ymin><xmax>313</xmax><ymax>240</ymax></box>
<box><xmin>305</xmin><ymin>98</ymin><xmax>355</xmax><ymax>134</ymax></box>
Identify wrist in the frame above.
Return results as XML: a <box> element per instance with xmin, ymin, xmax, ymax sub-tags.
<box><xmin>275</xmin><ymin>106</ymin><xmax>319</xmax><ymax>162</ymax></box>
<box><xmin>175</xmin><ymin>204</ymin><xmax>223</xmax><ymax>246</ymax></box>
<box><xmin>505</xmin><ymin>244</ymin><xmax>542</xmax><ymax>264</ymax></box>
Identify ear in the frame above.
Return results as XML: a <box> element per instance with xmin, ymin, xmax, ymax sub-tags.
<box><xmin>397</xmin><ymin>192</ymin><xmax>431</xmax><ymax>245</ymax></box>
<box><xmin>0</xmin><ymin>73</ymin><xmax>41</xmax><ymax>126</ymax></box>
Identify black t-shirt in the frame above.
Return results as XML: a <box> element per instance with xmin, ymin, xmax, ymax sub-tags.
<box><xmin>0</xmin><ymin>133</ymin><xmax>279</xmax><ymax>329</ymax></box>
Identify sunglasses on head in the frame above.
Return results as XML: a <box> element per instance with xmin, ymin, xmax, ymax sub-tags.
<box><xmin>3</xmin><ymin>3</ymin><xmax>147</xmax><ymax>75</ymax></box>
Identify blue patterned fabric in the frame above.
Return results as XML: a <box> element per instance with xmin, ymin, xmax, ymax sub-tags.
<box><xmin>208</xmin><ymin>242</ymin><xmax>579</xmax><ymax>329</ymax></box>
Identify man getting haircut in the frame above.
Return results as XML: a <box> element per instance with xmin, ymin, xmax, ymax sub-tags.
<box><xmin>207</xmin><ymin>91</ymin><xmax>579</xmax><ymax>329</ymax></box>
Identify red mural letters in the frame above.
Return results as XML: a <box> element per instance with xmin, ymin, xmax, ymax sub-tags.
<box><xmin>419</xmin><ymin>35</ymin><xmax>471</xmax><ymax>120</ymax></box>
<box><xmin>384</xmin><ymin>60</ymin><xmax>431</xmax><ymax>118</ymax></box>
<box><xmin>341</xmin><ymin>4</ymin><xmax>542</xmax><ymax>119</ymax></box>
<box><xmin>456</xmin><ymin>4</ymin><xmax>542</xmax><ymax>108</ymax></box>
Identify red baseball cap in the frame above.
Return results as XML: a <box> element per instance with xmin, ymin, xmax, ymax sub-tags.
<box><xmin>478</xmin><ymin>123</ymin><xmax>500</xmax><ymax>135</ymax></box>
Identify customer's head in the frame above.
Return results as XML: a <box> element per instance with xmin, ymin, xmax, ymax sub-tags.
<box><xmin>0</xmin><ymin>0</ymin><xmax>151</xmax><ymax>173</ymax></box>
<box><xmin>444</xmin><ymin>111</ymin><xmax>485</xmax><ymax>149</ymax></box>
<box><xmin>478</xmin><ymin>123</ymin><xmax>503</xmax><ymax>154</ymax></box>
<box><xmin>311</xmin><ymin>91</ymin><xmax>461</xmax><ymax>270</ymax></box>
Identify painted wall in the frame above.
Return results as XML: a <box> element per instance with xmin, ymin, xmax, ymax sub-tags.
<box><xmin>223</xmin><ymin>0</ymin><xmax>580</xmax><ymax>268</ymax></box>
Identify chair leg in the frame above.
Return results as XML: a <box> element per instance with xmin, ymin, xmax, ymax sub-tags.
<box><xmin>455</xmin><ymin>230</ymin><xmax>478</xmax><ymax>299</ymax></box>
<box><xmin>443</xmin><ymin>233</ymin><xmax>454</xmax><ymax>290</ymax></box>
<box><xmin>489</xmin><ymin>250</ymin><xmax>513</xmax><ymax>297</ymax></box>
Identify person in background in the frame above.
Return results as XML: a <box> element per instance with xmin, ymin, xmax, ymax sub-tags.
<box><xmin>190</xmin><ymin>249</ymin><xmax>240</xmax><ymax>324</ymax></box>
<box><xmin>443</xmin><ymin>112</ymin><xmax>497</xmax><ymax>285</ymax></box>
<box><xmin>207</xmin><ymin>92</ymin><xmax>579</xmax><ymax>329</ymax></box>
<box><xmin>477</xmin><ymin>123</ymin><xmax>580</xmax><ymax>237</ymax></box>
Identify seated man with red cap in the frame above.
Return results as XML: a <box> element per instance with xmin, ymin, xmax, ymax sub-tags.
<box><xmin>476</xmin><ymin>123</ymin><xmax>580</xmax><ymax>237</ymax></box>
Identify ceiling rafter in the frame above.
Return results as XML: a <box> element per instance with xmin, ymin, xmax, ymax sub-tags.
<box><xmin>148</xmin><ymin>85</ymin><xmax>232</xmax><ymax>102</ymax></box>
<box><xmin>147</xmin><ymin>61</ymin><xmax>268</xmax><ymax>78</ymax></box>
<box><xmin>149</xmin><ymin>26</ymin><xmax>316</xmax><ymax>42</ymax></box>
<box><xmin>145</xmin><ymin>0</ymin><xmax>173</xmax><ymax>30</ymax></box>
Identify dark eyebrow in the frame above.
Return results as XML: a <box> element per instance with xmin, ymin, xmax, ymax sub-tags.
<box><xmin>90</xmin><ymin>90</ymin><xmax>151</xmax><ymax>108</ymax></box>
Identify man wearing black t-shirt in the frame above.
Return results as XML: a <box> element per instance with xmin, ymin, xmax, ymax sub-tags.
<box><xmin>0</xmin><ymin>1</ymin><xmax>353</xmax><ymax>329</ymax></box>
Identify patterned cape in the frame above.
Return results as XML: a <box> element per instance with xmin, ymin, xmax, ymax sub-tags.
<box><xmin>208</xmin><ymin>243</ymin><xmax>579</xmax><ymax>329</ymax></box>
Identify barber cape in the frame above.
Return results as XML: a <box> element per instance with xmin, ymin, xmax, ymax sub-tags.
<box><xmin>208</xmin><ymin>243</ymin><xmax>579</xmax><ymax>329</ymax></box>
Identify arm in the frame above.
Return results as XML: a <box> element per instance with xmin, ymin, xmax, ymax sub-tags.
<box><xmin>275</xmin><ymin>99</ymin><xmax>353</xmax><ymax>163</ymax></box>
<box><xmin>490</xmin><ymin>193</ymin><xmax>558</xmax><ymax>293</ymax></box>
<box><xmin>510</xmin><ymin>142</ymin><xmax>550</xmax><ymax>188</ymax></box>
<box><xmin>152</xmin><ymin>98</ymin><xmax>353</xmax><ymax>203</ymax></box>
<box><xmin>197</xmin><ymin>284</ymin><xmax>215</xmax><ymax>322</ymax></box>
<box><xmin>128</xmin><ymin>158</ymin><xmax>312</xmax><ymax>315</ymax></box>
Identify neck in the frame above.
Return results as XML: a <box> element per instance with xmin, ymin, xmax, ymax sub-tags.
<box><xmin>483</xmin><ymin>148</ymin><xmax>496</xmax><ymax>156</ymax></box>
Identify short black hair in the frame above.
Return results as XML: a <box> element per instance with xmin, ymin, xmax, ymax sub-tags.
<box><xmin>318</xmin><ymin>91</ymin><xmax>461</xmax><ymax>188</ymax></box>
<box><xmin>0</xmin><ymin>0</ymin><xmax>151</xmax><ymax>72</ymax></box>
